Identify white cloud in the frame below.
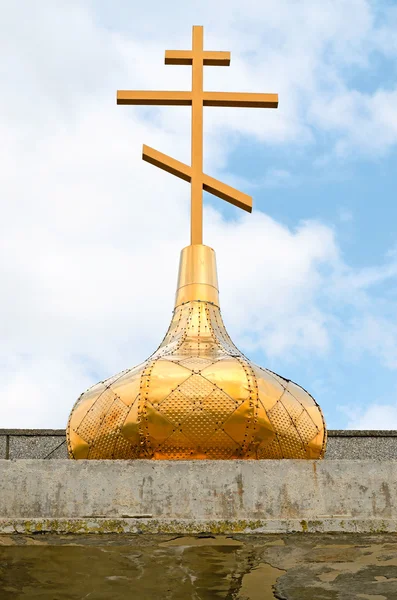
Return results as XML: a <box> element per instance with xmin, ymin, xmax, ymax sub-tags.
<box><xmin>1</xmin><ymin>1</ymin><xmax>397</xmax><ymax>428</ymax></box>
<box><xmin>344</xmin><ymin>401</ymin><xmax>397</xmax><ymax>430</ymax></box>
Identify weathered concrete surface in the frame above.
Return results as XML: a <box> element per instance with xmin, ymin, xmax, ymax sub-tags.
<box><xmin>326</xmin><ymin>430</ymin><xmax>397</xmax><ymax>460</ymax></box>
<box><xmin>1</xmin><ymin>459</ymin><xmax>397</xmax><ymax>534</ymax></box>
<box><xmin>0</xmin><ymin>435</ymin><xmax>6</xmax><ymax>460</ymax></box>
<box><xmin>3</xmin><ymin>429</ymin><xmax>397</xmax><ymax>460</ymax></box>
<box><xmin>1</xmin><ymin>533</ymin><xmax>397</xmax><ymax>599</ymax></box>
<box><xmin>0</xmin><ymin>430</ymin><xmax>67</xmax><ymax>459</ymax></box>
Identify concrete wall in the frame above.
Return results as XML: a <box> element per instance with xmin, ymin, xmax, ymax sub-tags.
<box><xmin>1</xmin><ymin>459</ymin><xmax>397</xmax><ymax>534</ymax></box>
<box><xmin>1</xmin><ymin>429</ymin><xmax>397</xmax><ymax>460</ymax></box>
<box><xmin>0</xmin><ymin>430</ymin><xmax>67</xmax><ymax>459</ymax></box>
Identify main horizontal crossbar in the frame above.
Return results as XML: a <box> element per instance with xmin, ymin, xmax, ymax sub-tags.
<box><xmin>117</xmin><ymin>90</ymin><xmax>278</xmax><ymax>108</ymax></box>
<box><xmin>117</xmin><ymin>91</ymin><xmax>192</xmax><ymax>106</ymax></box>
<box><xmin>204</xmin><ymin>92</ymin><xmax>278</xmax><ymax>108</ymax></box>
<box><xmin>142</xmin><ymin>145</ymin><xmax>252</xmax><ymax>212</ymax></box>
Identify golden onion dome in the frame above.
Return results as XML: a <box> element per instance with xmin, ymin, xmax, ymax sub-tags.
<box><xmin>67</xmin><ymin>244</ymin><xmax>327</xmax><ymax>460</ymax></box>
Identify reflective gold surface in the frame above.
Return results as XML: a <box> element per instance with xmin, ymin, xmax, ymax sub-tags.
<box><xmin>67</xmin><ymin>246</ymin><xmax>327</xmax><ymax>460</ymax></box>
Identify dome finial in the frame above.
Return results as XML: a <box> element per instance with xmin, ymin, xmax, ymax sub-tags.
<box><xmin>117</xmin><ymin>25</ymin><xmax>278</xmax><ymax>244</ymax></box>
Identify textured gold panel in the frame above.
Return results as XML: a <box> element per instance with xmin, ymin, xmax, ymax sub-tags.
<box><xmin>68</xmin><ymin>382</ymin><xmax>106</xmax><ymax>440</ymax></box>
<box><xmin>110</xmin><ymin>366</ymin><xmax>143</xmax><ymax>408</ymax></box>
<box><xmin>278</xmin><ymin>427</ymin><xmax>307</xmax><ymax>459</ymax></box>
<box><xmin>179</xmin><ymin>356</ymin><xmax>213</xmax><ymax>372</ymax></box>
<box><xmin>120</xmin><ymin>399</ymin><xmax>140</xmax><ymax>444</ymax></box>
<box><xmin>223</xmin><ymin>399</ymin><xmax>253</xmax><ymax>445</ymax></box>
<box><xmin>201</xmin><ymin>359</ymin><xmax>250</xmax><ymax>403</ymax></box>
<box><xmin>257</xmin><ymin>438</ymin><xmax>284</xmax><ymax>459</ymax></box>
<box><xmin>268</xmin><ymin>401</ymin><xmax>293</xmax><ymax>437</ymax></box>
<box><xmin>87</xmin><ymin>397</ymin><xmax>129</xmax><ymax>459</ymax></box>
<box><xmin>305</xmin><ymin>405</ymin><xmax>326</xmax><ymax>431</ymax></box>
<box><xmin>160</xmin><ymin>429</ymin><xmax>191</xmax><ymax>449</ymax></box>
<box><xmin>279</xmin><ymin>389</ymin><xmax>304</xmax><ymax>423</ymax></box>
<box><xmin>206</xmin><ymin>429</ymin><xmax>238</xmax><ymax>459</ymax></box>
<box><xmin>295</xmin><ymin>411</ymin><xmax>319</xmax><ymax>444</ymax></box>
<box><xmin>182</xmin><ymin>407</ymin><xmax>217</xmax><ymax>443</ymax></box>
<box><xmin>306</xmin><ymin>431</ymin><xmax>327</xmax><ymax>459</ymax></box>
<box><xmin>68</xmin><ymin>430</ymin><xmax>89</xmax><ymax>460</ymax></box>
<box><xmin>252</xmin><ymin>401</ymin><xmax>276</xmax><ymax>446</ymax></box>
<box><xmin>147</xmin><ymin>359</ymin><xmax>192</xmax><ymax>405</ymax></box>
<box><xmin>145</xmin><ymin>402</ymin><xmax>175</xmax><ymax>446</ymax></box>
<box><xmin>201</xmin><ymin>389</ymin><xmax>236</xmax><ymax>423</ymax></box>
<box><xmin>158</xmin><ymin>390</ymin><xmax>194</xmax><ymax>424</ymax></box>
<box><xmin>252</xmin><ymin>365</ymin><xmax>285</xmax><ymax>412</ymax></box>
<box><xmin>286</xmin><ymin>380</ymin><xmax>317</xmax><ymax>409</ymax></box>
<box><xmin>178</xmin><ymin>374</ymin><xmax>214</xmax><ymax>402</ymax></box>
<box><xmin>76</xmin><ymin>387</ymin><xmax>117</xmax><ymax>445</ymax></box>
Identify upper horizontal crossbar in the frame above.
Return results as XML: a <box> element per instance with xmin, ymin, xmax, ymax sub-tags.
<box><xmin>117</xmin><ymin>91</ymin><xmax>192</xmax><ymax>106</ymax></box>
<box><xmin>117</xmin><ymin>90</ymin><xmax>278</xmax><ymax>108</ymax></box>
<box><xmin>165</xmin><ymin>50</ymin><xmax>231</xmax><ymax>66</ymax></box>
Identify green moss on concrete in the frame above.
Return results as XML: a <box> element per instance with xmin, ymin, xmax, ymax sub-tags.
<box><xmin>1</xmin><ymin>517</ymin><xmax>396</xmax><ymax>535</ymax></box>
<box><xmin>300</xmin><ymin>520</ymin><xmax>308</xmax><ymax>532</ymax></box>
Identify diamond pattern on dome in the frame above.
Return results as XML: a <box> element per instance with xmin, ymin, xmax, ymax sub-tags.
<box><xmin>251</xmin><ymin>365</ymin><xmax>284</xmax><ymax>412</ymax></box>
<box><xmin>268</xmin><ymin>400</ymin><xmax>293</xmax><ymax>437</ymax></box>
<box><xmin>178</xmin><ymin>374</ymin><xmax>214</xmax><ymax>402</ymax></box>
<box><xmin>257</xmin><ymin>437</ymin><xmax>283</xmax><ymax>459</ymax></box>
<box><xmin>112</xmin><ymin>434</ymin><xmax>140</xmax><ymax>459</ymax></box>
<box><xmin>201</xmin><ymin>389</ymin><xmax>237</xmax><ymax>424</ymax></box>
<box><xmin>147</xmin><ymin>359</ymin><xmax>191</xmax><ymax>405</ymax></box>
<box><xmin>77</xmin><ymin>387</ymin><xmax>117</xmax><ymax>444</ymax></box>
<box><xmin>158</xmin><ymin>429</ymin><xmax>192</xmax><ymax>457</ymax></box>
<box><xmin>205</xmin><ymin>428</ymin><xmax>238</xmax><ymax>458</ymax></box>
<box><xmin>295</xmin><ymin>410</ymin><xmax>318</xmax><ymax>444</ymax></box>
<box><xmin>158</xmin><ymin>390</ymin><xmax>194</xmax><ymax>424</ymax></box>
<box><xmin>109</xmin><ymin>366</ymin><xmax>143</xmax><ymax>408</ymax></box>
<box><xmin>305</xmin><ymin>405</ymin><xmax>325</xmax><ymax>430</ymax></box>
<box><xmin>223</xmin><ymin>399</ymin><xmax>252</xmax><ymax>445</ymax></box>
<box><xmin>201</xmin><ymin>359</ymin><xmax>250</xmax><ymax>404</ymax></box>
<box><xmin>145</xmin><ymin>402</ymin><xmax>175</xmax><ymax>445</ymax></box>
<box><xmin>120</xmin><ymin>398</ymin><xmax>140</xmax><ymax>444</ymax></box>
<box><xmin>88</xmin><ymin>397</ymin><xmax>129</xmax><ymax>459</ymax></box>
<box><xmin>278</xmin><ymin>424</ymin><xmax>306</xmax><ymax>459</ymax></box>
<box><xmin>178</xmin><ymin>356</ymin><xmax>213</xmax><ymax>372</ymax></box>
<box><xmin>286</xmin><ymin>380</ymin><xmax>316</xmax><ymax>409</ymax></box>
<box><xmin>164</xmin><ymin>429</ymin><xmax>191</xmax><ymax>446</ymax></box>
<box><xmin>182</xmin><ymin>407</ymin><xmax>217</xmax><ymax>444</ymax></box>
<box><xmin>280</xmin><ymin>390</ymin><xmax>304</xmax><ymax>423</ymax></box>
<box><xmin>307</xmin><ymin>431</ymin><xmax>327</xmax><ymax>458</ymax></box>
<box><xmin>88</xmin><ymin>431</ymin><xmax>115</xmax><ymax>459</ymax></box>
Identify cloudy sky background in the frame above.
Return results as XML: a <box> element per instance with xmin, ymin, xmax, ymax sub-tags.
<box><xmin>1</xmin><ymin>0</ymin><xmax>397</xmax><ymax>429</ymax></box>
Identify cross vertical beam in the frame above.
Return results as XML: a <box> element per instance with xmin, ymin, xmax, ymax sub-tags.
<box><xmin>191</xmin><ymin>26</ymin><xmax>204</xmax><ymax>245</ymax></box>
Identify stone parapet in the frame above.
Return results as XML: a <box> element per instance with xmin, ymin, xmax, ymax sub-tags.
<box><xmin>0</xmin><ymin>459</ymin><xmax>397</xmax><ymax>534</ymax></box>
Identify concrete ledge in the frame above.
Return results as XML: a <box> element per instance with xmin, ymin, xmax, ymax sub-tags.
<box><xmin>1</xmin><ymin>459</ymin><xmax>397</xmax><ymax>534</ymax></box>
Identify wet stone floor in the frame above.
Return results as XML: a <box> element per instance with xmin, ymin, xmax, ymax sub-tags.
<box><xmin>1</xmin><ymin>533</ymin><xmax>397</xmax><ymax>599</ymax></box>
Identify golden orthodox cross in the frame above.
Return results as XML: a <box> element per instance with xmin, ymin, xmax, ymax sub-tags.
<box><xmin>117</xmin><ymin>25</ymin><xmax>278</xmax><ymax>245</ymax></box>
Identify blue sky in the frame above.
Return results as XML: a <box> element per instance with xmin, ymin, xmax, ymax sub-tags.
<box><xmin>1</xmin><ymin>0</ymin><xmax>397</xmax><ymax>429</ymax></box>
